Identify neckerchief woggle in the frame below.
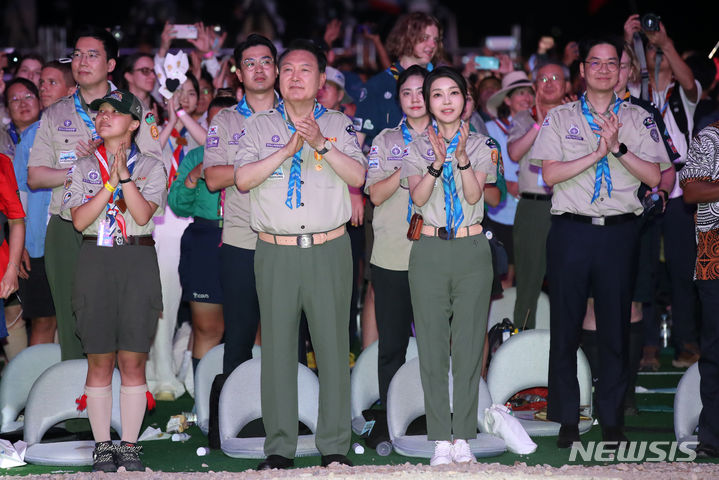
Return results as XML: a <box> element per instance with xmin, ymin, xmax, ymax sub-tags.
<box><xmin>167</xmin><ymin>127</ymin><xmax>188</xmax><ymax>189</ymax></box>
<box><xmin>94</xmin><ymin>143</ymin><xmax>138</xmax><ymax>240</ymax></box>
<box><xmin>74</xmin><ymin>91</ymin><xmax>100</xmax><ymax>142</ymax></box>
<box><xmin>277</xmin><ymin>100</ymin><xmax>327</xmax><ymax>209</ymax></box>
<box><xmin>581</xmin><ymin>93</ymin><xmax>622</xmax><ymax>203</ymax></box>
<box><xmin>433</xmin><ymin>122</ymin><xmax>464</xmax><ymax>236</ymax></box>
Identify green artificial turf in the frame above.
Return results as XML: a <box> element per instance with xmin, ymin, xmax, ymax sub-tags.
<box><xmin>1</xmin><ymin>347</ymin><xmax>717</xmax><ymax>476</ymax></box>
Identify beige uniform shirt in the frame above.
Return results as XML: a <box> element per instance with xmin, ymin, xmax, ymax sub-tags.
<box><xmin>202</xmin><ymin>107</ymin><xmax>256</xmax><ymax>250</ymax></box>
<box><xmin>401</xmin><ymin>132</ymin><xmax>498</xmax><ymax>228</ymax></box>
<box><xmin>530</xmin><ymin>100</ymin><xmax>670</xmax><ymax>216</ymax></box>
<box><xmin>60</xmin><ymin>151</ymin><xmax>167</xmax><ymax>236</ymax></box>
<box><xmin>235</xmin><ymin>108</ymin><xmax>366</xmax><ymax>235</ymax></box>
<box><xmin>364</xmin><ymin>126</ymin><xmax>420</xmax><ymax>271</ymax></box>
<box><xmin>508</xmin><ymin>109</ymin><xmax>552</xmax><ymax>195</ymax></box>
<box><xmin>28</xmin><ymin>88</ymin><xmax>163</xmax><ymax>216</ymax></box>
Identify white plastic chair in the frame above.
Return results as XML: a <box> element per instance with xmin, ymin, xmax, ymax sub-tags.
<box><xmin>674</xmin><ymin>362</ymin><xmax>701</xmax><ymax>445</ymax></box>
<box><xmin>486</xmin><ymin>329</ymin><xmax>593</xmax><ymax>436</ymax></box>
<box><xmin>218</xmin><ymin>357</ymin><xmax>319</xmax><ymax>458</ymax></box>
<box><xmin>23</xmin><ymin>360</ymin><xmax>123</xmax><ymax>466</ymax></box>
<box><xmin>350</xmin><ymin>337</ymin><xmax>418</xmax><ymax>434</ymax></box>
<box><xmin>194</xmin><ymin>343</ymin><xmax>261</xmax><ymax>435</ymax></box>
<box><xmin>386</xmin><ymin>357</ymin><xmax>506</xmax><ymax>458</ymax></box>
<box><xmin>0</xmin><ymin>343</ymin><xmax>61</xmax><ymax>432</ymax></box>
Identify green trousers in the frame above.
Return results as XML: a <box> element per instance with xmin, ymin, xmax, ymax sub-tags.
<box><xmin>44</xmin><ymin>215</ymin><xmax>84</xmax><ymax>360</ymax></box>
<box><xmin>408</xmin><ymin>233</ymin><xmax>492</xmax><ymax>440</ymax></box>
<box><xmin>254</xmin><ymin>233</ymin><xmax>352</xmax><ymax>458</ymax></box>
<box><xmin>512</xmin><ymin>197</ymin><xmax>552</xmax><ymax>329</ymax></box>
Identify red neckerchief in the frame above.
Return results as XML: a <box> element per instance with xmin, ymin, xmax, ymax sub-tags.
<box><xmin>168</xmin><ymin>128</ymin><xmax>187</xmax><ymax>189</ymax></box>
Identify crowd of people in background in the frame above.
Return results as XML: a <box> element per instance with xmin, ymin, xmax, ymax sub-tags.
<box><xmin>0</xmin><ymin>6</ymin><xmax>718</xmax><ymax>472</ymax></box>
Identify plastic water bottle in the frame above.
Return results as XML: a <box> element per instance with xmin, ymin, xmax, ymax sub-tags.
<box><xmin>660</xmin><ymin>313</ymin><xmax>671</xmax><ymax>348</ymax></box>
<box><xmin>376</xmin><ymin>441</ymin><xmax>392</xmax><ymax>456</ymax></box>
<box><xmin>171</xmin><ymin>433</ymin><xmax>190</xmax><ymax>442</ymax></box>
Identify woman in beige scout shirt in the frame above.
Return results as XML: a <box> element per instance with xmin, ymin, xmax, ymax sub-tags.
<box><xmin>62</xmin><ymin>90</ymin><xmax>166</xmax><ymax>473</ymax></box>
<box><xmin>401</xmin><ymin>67</ymin><xmax>498</xmax><ymax>466</ymax></box>
<box><xmin>365</xmin><ymin>65</ymin><xmax>429</xmax><ymax>410</ymax></box>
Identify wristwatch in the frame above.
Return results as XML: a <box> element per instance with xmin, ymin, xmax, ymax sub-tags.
<box><xmin>316</xmin><ymin>140</ymin><xmax>333</xmax><ymax>155</ymax></box>
<box><xmin>612</xmin><ymin>143</ymin><xmax>628</xmax><ymax>157</ymax></box>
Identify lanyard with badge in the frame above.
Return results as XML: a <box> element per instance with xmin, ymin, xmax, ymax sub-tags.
<box><xmin>94</xmin><ymin>144</ymin><xmax>138</xmax><ymax>246</ymax></box>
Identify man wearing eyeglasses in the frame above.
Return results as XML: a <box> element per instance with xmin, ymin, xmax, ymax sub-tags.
<box><xmin>531</xmin><ymin>39</ymin><xmax>670</xmax><ymax>449</ymax></box>
<box><xmin>507</xmin><ymin>61</ymin><xmax>568</xmax><ymax>330</ymax></box>
<box><xmin>27</xmin><ymin>26</ymin><xmax>162</xmax><ymax>361</ymax></box>
<box><xmin>202</xmin><ymin>34</ymin><xmax>278</xmax><ymax>412</ymax></box>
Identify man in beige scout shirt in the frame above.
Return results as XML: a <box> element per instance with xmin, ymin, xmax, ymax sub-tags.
<box><xmin>507</xmin><ymin>61</ymin><xmax>568</xmax><ymax>330</ymax></box>
<box><xmin>27</xmin><ymin>26</ymin><xmax>161</xmax><ymax>361</ymax></box>
<box><xmin>531</xmin><ymin>39</ymin><xmax>669</xmax><ymax>449</ymax></box>
<box><xmin>235</xmin><ymin>39</ymin><xmax>365</xmax><ymax>470</ymax></box>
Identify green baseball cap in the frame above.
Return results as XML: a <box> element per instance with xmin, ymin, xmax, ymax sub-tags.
<box><xmin>90</xmin><ymin>89</ymin><xmax>143</xmax><ymax>121</ymax></box>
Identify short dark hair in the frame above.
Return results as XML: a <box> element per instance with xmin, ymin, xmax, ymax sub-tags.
<box><xmin>234</xmin><ymin>33</ymin><xmax>278</xmax><ymax>67</ymax></box>
<box><xmin>17</xmin><ymin>53</ymin><xmax>45</xmax><ymax>69</ymax></box>
<box><xmin>397</xmin><ymin>64</ymin><xmax>428</xmax><ymax>97</ymax></box>
<box><xmin>72</xmin><ymin>26</ymin><xmax>119</xmax><ymax>62</ymax></box>
<box><xmin>4</xmin><ymin>77</ymin><xmax>40</xmax><ymax>108</ymax></box>
<box><xmin>579</xmin><ymin>37</ymin><xmax>621</xmax><ymax>62</ymax></box>
<box><xmin>422</xmin><ymin>66</ymin><xmax>467</xmax><ymax>116</ymax></box>
<box><xmin>208</xmin><ymin>95</ymin><xmax>238</xmax><ymax>111</ymax></box>
<box><xmin>43</xmin><ymin>60</ymin><xmax>74</xmax><ymax>88</ymax></box>
<box><xmin>278</xmin><ymin>39</ymin><xmax>327</xmax><ymax>73</ymax></box>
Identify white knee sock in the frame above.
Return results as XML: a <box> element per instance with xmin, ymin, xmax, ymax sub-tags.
<box><xmin>120</xmin><ymin>384</ymin><xmax>148</xmax><ymax>443</ymax></box>
<box><xmin>85</xmin><ymin>385</ymin><xmax>112</xmax><ymax>443</ymax></box>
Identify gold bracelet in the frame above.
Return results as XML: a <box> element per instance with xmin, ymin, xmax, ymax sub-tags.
<box><xmin>104</xmin><ymin>182</ymin><xmax>116</xmax><ymax>193</ymax></box>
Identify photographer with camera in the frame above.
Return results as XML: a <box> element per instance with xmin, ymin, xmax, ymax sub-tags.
<box><xmin>624</xmin><ymin>13</ymin><xmax>703</xmax><ymax>370</ymax></box>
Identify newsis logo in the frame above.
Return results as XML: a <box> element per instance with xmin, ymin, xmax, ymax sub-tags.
<box><xmin>568</xmin><ymin>441</ymin><xmax>698</xmax><ymax>463</ymax></box>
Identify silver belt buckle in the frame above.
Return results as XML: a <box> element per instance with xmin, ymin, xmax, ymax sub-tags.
<box><xmin>297</xmin><ymin>233</ymin><xmax>314</xmax><ymax>248</ymax></box>
<box><xmin>115</xmin><ymin>235</ymin><xmax>125</xmax><ymax>246</ymax></box>
<box><xmin>591</xmin><ymin>216</ymin><xmax>605</xmax><ymax>226</ymax></box>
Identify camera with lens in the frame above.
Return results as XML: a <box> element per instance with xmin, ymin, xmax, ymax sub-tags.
<box><xmin>641</xmin><ymin>13</ymin><xmax>661</xmax><ymax>32</ymax></box>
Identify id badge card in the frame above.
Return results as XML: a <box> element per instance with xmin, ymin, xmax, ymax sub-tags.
<box><xmin>97</xmin><ymin>219</ymin><xmax>114</xmax><ymax>247</ymax></box>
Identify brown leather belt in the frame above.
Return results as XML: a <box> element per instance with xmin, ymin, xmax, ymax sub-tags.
<box><xmin>258</xmin><ymin>225</ymin><xmax>346</xmax><ymax>248</ymax></box>
<box><xmin>420</xmin><ymin>223</ymin><xmax>483</xmax><ymax>240</ymax></box>
<box><xmin>83</xmin><ymin>235</ymin><xmax>155</xmax><ymax>246</ymax></box>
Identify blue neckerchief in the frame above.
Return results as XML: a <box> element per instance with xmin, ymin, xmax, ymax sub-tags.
<box><xmin>73</xmin><ymin>91</ymin><xmax>100</xmax><ymax>142</ymax></box>
<box><xmin>400</xmin><ymin>115</ymin><xmax>416</xmax><ymax>223</ymax></box>
<box><xmin>433</xmin><ymin>123</ymin><xmax>464</xmax><ymax>236</ymax></box>
<box><xmin>276</xmin><ymin>100</ymin><xmax>327</xmax><ymax>209</ymax></box>
<box><xmin>581</xmin><ymin>93</ymin><xmax>622</xmax><ymax>203</ymax></box>
<box><xmin>236</xmin><ymin>95</ymin><xmax>253</xmax><ymax>118</ymax></box>
<box><xmin>7</xmin><ymin>123</ymin><xmax>19</xmax><ymax>145</ymax></box>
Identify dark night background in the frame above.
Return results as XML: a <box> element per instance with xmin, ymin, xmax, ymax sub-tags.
<box><xmin>3</xmin><ymin>0</ymin><xmax>719</xmax><ymax>60</ymax></box>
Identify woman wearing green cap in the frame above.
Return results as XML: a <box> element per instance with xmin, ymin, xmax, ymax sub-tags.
<box><xmin>61</xmin><ymin>89</ymin><xmax>167</xmax><ymax>473</ymax></box>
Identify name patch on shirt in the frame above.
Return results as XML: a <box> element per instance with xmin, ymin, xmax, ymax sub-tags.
<box><xmin>206</xmin><ymin>136</ymin><xmax>219</xmax><ymax>148</ymax></box>
<box><xmin>269</xmin><ymin>167</ymin><xmax>284</xmax><ymax>179</ymax></box>
<box><xmin>59</xmin><ymin>150</ymin><xmax>77</xmax><ymax>164</ymax></box>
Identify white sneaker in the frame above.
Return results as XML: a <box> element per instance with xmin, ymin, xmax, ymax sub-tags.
<box><xmin>452</xmin><ymin>439</ymin><xmax>476</xmax><ymax>463</ymax></box>
<box><xmin>430</xmin><ymin>440</ymin><xmax>453</xmax><ymax>466</ymax></box>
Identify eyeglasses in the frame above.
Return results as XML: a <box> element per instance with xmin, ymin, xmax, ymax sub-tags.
<box><xmin>133</xmin><ymin>67</ymin><xmax>155</xmax><ymax>76</ymax></box>
<box><xmin>242</xmin><ymin>57</ymin><xmax>274</xmax><ymax>71</ymax></box>
<box><xmin>70</xmin><ymin>51</ymin><xmax>104</xmax><ymax>62</ymax></box>
<box><xmin>585</xmin><ymin>60</ymin><xmax>619</xmax><ymax>72</ymax></box>
<box><xmin>8</xmin><ymin>93</ymin><xmax>38</xmax><ymax>105</ymax></box>
<box><xmin>539</xmin><ymin>74</ymin><xmax>561</xmax><ymax>83</ymax></box>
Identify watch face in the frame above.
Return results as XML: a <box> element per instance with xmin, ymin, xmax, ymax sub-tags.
<box><xmin>325</xmin><ymin>140</ymin><xmax>332</xmax><ymax>150</ymax></box>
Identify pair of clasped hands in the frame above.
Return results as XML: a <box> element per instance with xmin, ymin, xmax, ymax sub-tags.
<box><xmin>283</xmin><ymin>116</ymin><xmax>327</xmax><ymax>155</ymax></box>
<box><xmin>593</xmin><ymin>111</ymin><xmax>623</xmax><ymax>159</ymax></box>
<box><xmin>426</xmin><ymin>122</ymin><xmax>470</xmax><ymax>169</ymax></box>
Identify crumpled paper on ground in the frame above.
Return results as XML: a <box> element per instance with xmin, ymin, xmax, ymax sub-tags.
<box><xmin>482</xmin><ymin>404</ymin><xmax>537</xmax><ymax>455</ymax></box>
<box><xmin>0</xmin><ymin>439</ymin><xmax>27</xmax><ymax>468</ymax></box>
<box><xmin>138</xmin><ymin>426</ymin><xmax>172</xmax><ymax>441</ymax></box>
